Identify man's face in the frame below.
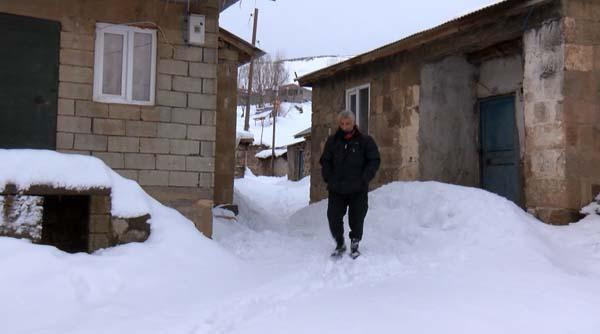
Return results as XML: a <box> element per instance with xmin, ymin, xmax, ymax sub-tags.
<box><xmin>339</xmin><ymin>117</ymin><xmax>355</xmax><ymax>132</ymax></box>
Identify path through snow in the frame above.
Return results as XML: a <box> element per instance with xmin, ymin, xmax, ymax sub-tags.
<box><xmin>211</xmin><ymin>171</ymin><xmax>600</xmax><ymax>334</ymax></box>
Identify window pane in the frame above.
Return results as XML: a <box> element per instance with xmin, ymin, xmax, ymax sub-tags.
<box><xmin>132</xmin><ymin>32</ymin><xmax>152</xmax><ymax>101</ymax></box>
<box><xmin>102</xmin><ymin>33</ymin><xmax>124</xmax><ymax>95</ymax></box>
<box><xmin>359</xmin><ymin>88</ymin><xmax>369</xmax><ymax>133</ymax></box>
<box><xmin>349</xmin><ymin>93</ymin><xmax>357</xmax><ymax>114</ymax></box>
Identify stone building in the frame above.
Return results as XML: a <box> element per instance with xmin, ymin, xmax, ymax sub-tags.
<box><xmin>287</xmin><ymin>127</ymin><xmax>311</xmax><ymax>181</ymax></box>
<box><xmin>278</xmin><ymin>84</ymin><xmax>312</xmax><ymax>103</ymax></box>
<box><xmin>235</xmin><ymin>143</ymin><xmax>288</xmax><ymax>177</ymax></box>
<box><xmin>0</xmin><ymin>0</ymin><xmax>261</xmax><ymax>238</ymax></box>
<box><xmin>299</xmin><ymin>0</ymin><xmax>600</xmax><ymax>225</ymax></box>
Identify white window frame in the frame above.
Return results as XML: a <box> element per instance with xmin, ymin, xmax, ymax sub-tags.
<box><xmin>93</xmin><ymin>23</ymin><xmax>157</xmax><ymax>106</ymax></box>
<box><xmin>345</xmin><ymin>83</ymin><xmax>370</xmax><ymax>132</ymax></box>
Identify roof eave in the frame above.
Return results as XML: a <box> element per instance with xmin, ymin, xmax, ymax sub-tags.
<box><xmin>298</xmin><ymin>0</ymin><xmax>552</xmax><ymax>87</ymax></box>
<box><xmin>219</xmin><ymin>27</ymin><xmax>265</xmax><ymax>65</ymax></box>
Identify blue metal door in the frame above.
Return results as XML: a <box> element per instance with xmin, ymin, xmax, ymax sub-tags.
<box><xmin>480</xmin><ymin>95</ymin><xmax>522</xmax><ymax>206</ymax></box>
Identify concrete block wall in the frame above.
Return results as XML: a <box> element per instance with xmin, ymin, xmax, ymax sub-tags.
<box><xmin>57</xmin><ymin>33</ymin><xmax>217</xmax><ymax>194</ymax></box>
<box><xmin>0</xmin><ymin>0</ymin><xmax>220</xmax><ymax>236</ymax></box>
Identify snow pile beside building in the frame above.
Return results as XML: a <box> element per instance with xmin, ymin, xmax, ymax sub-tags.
<box><xmin>213</xmin><ymin>177</ymin><xmax>600</xmax><ymax>333</ymax></box>
<box><xmin>581</xmin><ymin>194</ymin><xmax>600</xmax><ymax>216</ymax></box>
<box><xmin>0</xmin><ymin>150</ymin><xmax>243</xmax><ymax>333</ymax></box>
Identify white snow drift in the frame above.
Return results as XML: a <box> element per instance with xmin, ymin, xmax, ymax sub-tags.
<box><xmin>0</xmin><ymin>149</ymin><xmax>149</xmax><ymax>218</ymax></box>
<box><xmin>2</xmin><ymin>151</ymin><xmax>600</xmax><ymax>333</ymax></box>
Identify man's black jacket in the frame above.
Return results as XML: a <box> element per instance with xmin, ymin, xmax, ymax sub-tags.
<box><xmin>319</xmin><ymin>127</ymin><xmax>381</xmax><ymax>194</ymax></box>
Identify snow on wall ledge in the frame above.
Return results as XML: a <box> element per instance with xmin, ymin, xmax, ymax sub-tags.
<box><xmin>0</xmin><ymin>149</ymin><xmax>150</xmax><ymax>218</ymax></box>
<box><xmin>255</xmin><ymin>148</ymin><xmax>287</xmax><ymax>159</ymax></box>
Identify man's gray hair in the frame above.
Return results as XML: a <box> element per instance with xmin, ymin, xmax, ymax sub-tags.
<box><xmin>337</xmin><ymin>110</ymin><xmax>356</xmax><ymax>123</ymax></box>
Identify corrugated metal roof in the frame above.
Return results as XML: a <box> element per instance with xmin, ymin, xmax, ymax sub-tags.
<box><xmin>298</xmin><ymin>0</ymin><xmax>551</xmax><ymax>86</ymax></box>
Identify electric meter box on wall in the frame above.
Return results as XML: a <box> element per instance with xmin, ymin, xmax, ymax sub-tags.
<box><xmin>186</xmin><ymin>14</ymin><xmax>205</xmax><ymax>45</ymax></box>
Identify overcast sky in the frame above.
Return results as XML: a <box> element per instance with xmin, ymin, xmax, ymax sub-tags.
<box><xmin>220</xmin><ymin>0</ymin><xmax>503</xmax><ymax>59</ymax></box>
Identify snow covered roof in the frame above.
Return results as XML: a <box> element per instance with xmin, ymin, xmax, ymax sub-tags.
<box><xmin>0</xmin><ymin>149</ymin><xmax>151</xmax><ymax>218</ymax></box>
<box><xmin>293</xmin><ymin>127</ymin><xmax>311</xmax><ymax>139</ymax></box>
<box><xmin>298</xmin><ymin>0</ymin><xmax>539</xmax><ymax>86</ymax></box>
<box><xmin>255</xmin><ymin>148</ymin><xmax>287</xmax><ymax>159</ymax></box>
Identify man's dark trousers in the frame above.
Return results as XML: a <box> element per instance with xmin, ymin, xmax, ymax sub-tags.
<box><xmin>327</xmin><ymin>191</ymin><xmax>368</xmax><ymax>245</ymax></box>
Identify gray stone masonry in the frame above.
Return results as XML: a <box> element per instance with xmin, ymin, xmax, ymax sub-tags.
<box><xmin>125</xmin><ymin>154</ymin><xmax>156</xmax><ymax>170</ymax></box>
<box><xmin>93</xmin><ymin>119</ymin><xmax>125</xmax><ymax>136</ymax></box>
<box><xmin>172</xmin><ymin>108</ymin><xmax>201</xmax><ymax>124</ymax></box>
<box><xmin>158</xmin><ymin>59</ymin><xmax>188</xmax><ymax>76</ymax></box>
<box><xmin>188</xmin><ymin>93</ymin><xmax>217</xmax><ymax>109</ymax></box>
<box><xmin>56</xmin><ymin>132</ymin><xmax>74</xmax><ymax>149</ymax></box>
<box><xmin>57</xmin><ymin>116</ymin><xmax>91</xmax><ymax>133</ymax></box>
<box><xmin>109</xmin><ymin>105</ymin><xmax>140</xmax><ymax>120</ymax></box>
<box><xmin>169</xmin><ymin>171</ymin><xmax>199</xmax><ymax>187</ymax></box>
<box><xmin>157</xmin><ymin>90</ymin><xmax>187</xmax><ymax>108</ymax></box>
<box><xmin>157</xmin><ymin>155</ymin><xmax>186</xmax><ymax>171</ymax></box>
<box><xmin>188</xmin><ymin>125</ymin><xmax>216</xmax><ymax>141</ymax></box>
<box><xmin>158</xmin><ymin>122</ymin><xmax>187</xmax><ymax>139</ymax></box>
<box><xmin>126</xmin><ymin>121</ymin><xmax>157</xmax><ymax>138</ymax></box>
<box><xmin>76</xmin><ymin>101</ymin><xmax>108</xmax><ymax>118</ymax></box>
<box><xmin>74</xmin><ymin>134</ymin><xmax>107</xmax><ymax>151</ymax></box>
<box><xmin>140</xmin><ymin>138</ymin><xmax>170</xmax><ymax>154</ymax></box>
<box><xmin>58</xmin><ymin>98</ymin><xmax>75</xmax><ymax>116</ymax></box>
<box><xmin>108</xmin><ymin>136</ymin><xmax>139</xmax><ymax>153</ymax></box>
<box><xmin>139</xmin><ymin>170</ymin><xmax>169</xmax><ymax>186</ymax></box>
<box><xmin>170</xmin><ymin>139</ymin><xmax>200</xmax><ymax>155</ymax></box>
<box><xmin>173</xmin><ymin>76</ymin><xmax>203</xmax><ymax>93</ymax></box>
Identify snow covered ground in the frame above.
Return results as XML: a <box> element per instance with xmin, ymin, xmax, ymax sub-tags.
<box><xmin>213</xmin><ymin>172</ymin><xmax>600</xmax><ymax>333</ymax></box>
<box><xmin>2</xmin><ymin>152</ymin><xmax>600</xmax><ymax>333</ymax></box>
<box><xmin>236</xmin><ymin>101</ymin><xmax>311</xmax><ymax>148</ymax></box>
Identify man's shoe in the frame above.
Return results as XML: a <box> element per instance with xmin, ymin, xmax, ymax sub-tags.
<box><xmin>350</xmin><ymin>239</ymin><xmax>360</xmax><ymax>259</ymax></box>
<box><xmin>330</xmin><ymin>243</ymin><xmax>346</xmax><ymax>258</ymax></box>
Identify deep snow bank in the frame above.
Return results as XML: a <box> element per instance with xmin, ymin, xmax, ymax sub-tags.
<box><xmin>211</xmin><ymin>178</ymin><xmax>600</xmax><ymax>334</ymax></box>
<box><xmin>0</xmin><ymin>150</ymin><xmax>244</xmax><ymax>334</ymax></box>
<box><xmin>289</xmin><ymin>181</ymin><xmax>600</xmax><ymax>277</ymax></box>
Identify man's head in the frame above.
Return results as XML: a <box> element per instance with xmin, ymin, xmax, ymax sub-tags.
<box><xmin>337</xmin><ymin>110</ymin><xmax>356</xmax><ymax>133</ymax></box>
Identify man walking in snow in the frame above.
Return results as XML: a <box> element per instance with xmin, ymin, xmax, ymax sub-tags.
<box><xmin>319</xmin><ymin>110</ymin><xmax>380</xmax><ymax>259</ymax></box>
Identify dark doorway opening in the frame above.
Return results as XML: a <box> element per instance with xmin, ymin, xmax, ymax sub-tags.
<box><xmin>297</xmin><ymin>150</ymin><xmax>304</xmax><ymax>180</ymax></box>
<box><xmin>41</xmin><ymin>196</ymin><xmax>90</xmax><ymax>253</ymax></box>
<box><xmin>0</xmin><ymin>13</ymin><xmax>60</xmax><ymax>149</ymax></box>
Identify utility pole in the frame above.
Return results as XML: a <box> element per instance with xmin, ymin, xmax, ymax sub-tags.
<box><xmin>271</xmin><ymin>95</ymin><xmax>280</xmax><ymax>176</ymax></box>
<box><xmin>243</xmin><ymin>8</ymin><xmax>258</xmax><ymax>131</ymax></box>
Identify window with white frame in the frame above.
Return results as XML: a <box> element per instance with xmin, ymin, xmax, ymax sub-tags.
<box><xmin>93</xmin><ymin>23</ymin><xmax>157</xmax><ymax>105</ymax></box>
<box><xmin>346</xmin><ymin>84</ymin><xmax>370</xmax><ymax>133</ymax></box>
